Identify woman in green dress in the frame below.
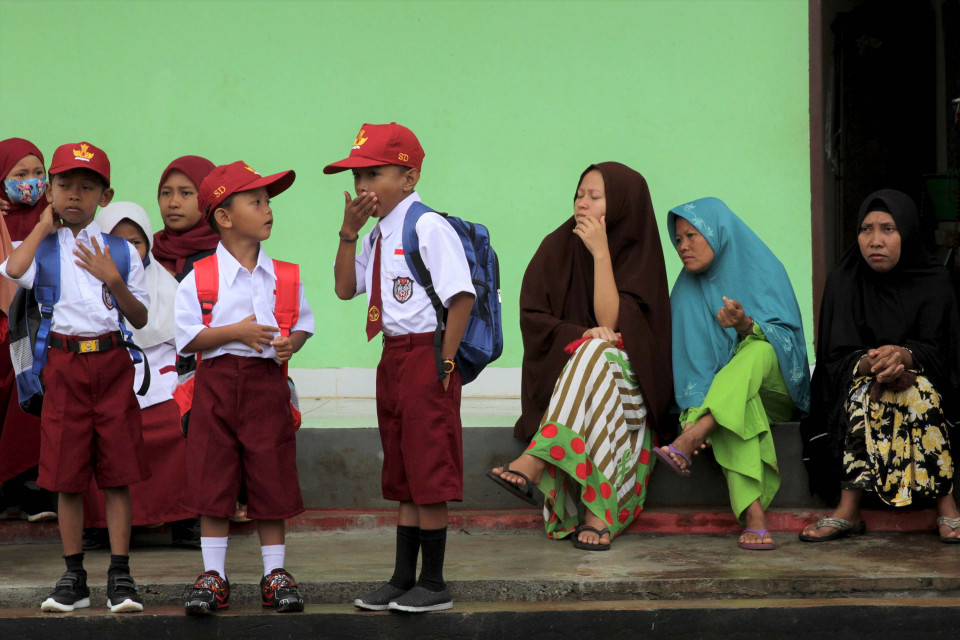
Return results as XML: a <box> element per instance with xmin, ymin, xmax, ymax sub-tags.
<box><xmin>656</xmin><ymin>198</ymin><xmax>811</xmax><ymax>550</ymax></box>
<box><xmin>488</xmin><ymin>162</ymin><xmax>673</xmax><ymax>550</ymax></box>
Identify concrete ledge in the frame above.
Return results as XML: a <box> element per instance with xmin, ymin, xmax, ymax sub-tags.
<box><xmin>2</xmin><ymin>601</ymin><xmax>959</xmax><ymax>640</ymax></box>
<box><xmin>295</xmin><ymin>422</ymin><xmax>830</xmax><ymax>510</ymax></box>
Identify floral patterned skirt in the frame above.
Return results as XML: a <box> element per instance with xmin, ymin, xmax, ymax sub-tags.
<box><xmin>525</xmin><ymin>339</ymin><xmax>654</xmax><ymax>540</ymax></box>
<box><xmin>842</xmin><ymin>374</ymin><xmax>954</xmax><ymax>506</ymax></box>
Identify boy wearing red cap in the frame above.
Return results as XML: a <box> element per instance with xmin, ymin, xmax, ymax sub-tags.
<box><xmin>328</xmin><ymin>123</ymin><xmax>476</xmax><ymax>613</ymax></box>
<box><xmin>1</xmin><ymin>142</ymin><xmax>151</xmax><ymax>613</ymax></box>
<box><xmin>175</xmin><ymin>161</ymin><xmax>314</xmax><ymax>615</ymax></box>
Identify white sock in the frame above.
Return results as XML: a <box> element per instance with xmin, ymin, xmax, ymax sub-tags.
<box><xmin>201</xmin><ymin>537</ymin><xmax>229</xmax><ymax>579</ymax></box>
<box><xmin>261</xmin><ymin>544</ymin><xmax>285</xmax><ymax>576</ymax></box>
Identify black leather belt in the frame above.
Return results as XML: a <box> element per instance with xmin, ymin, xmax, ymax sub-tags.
<box><xmin>49</xmin><ymin>332</ymin><xmax>122</xmax><ymax>354</ymax></box>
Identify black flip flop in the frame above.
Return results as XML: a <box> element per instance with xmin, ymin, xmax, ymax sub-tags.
<box><xmin>572</xmin><ymin>525</ymin><xmax>611</xmax><ymax>551</ymax></box>
<box><xmin>486</xmin><ymin>465</ymin><xmax>538</xmax><ymax>505</ymax></box>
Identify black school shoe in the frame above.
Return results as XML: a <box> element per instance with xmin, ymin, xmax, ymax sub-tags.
<box><xmin>185</xmin><ymin>571</ymin><xmax>230</xmax><ymax>615</ymax></box>
<box><xmin>40</xmin><ymin>570</ymin><xmax>91</xmax><ymax>612</ymax></box>
<box><xmin>260</xmin><ymin>568</ymin><xmax>304</xmax><ymax>612</ymax></box>
<box><xmin>388</xmin><ymin>585</ymin><xmax>453</xmax><ymax>613</ymax></box>
<box><xmin>353</xmin><ymin>583</ymin><xmax>410</xmax><ymax>611</ymax></box>
<box><xmin>107</xmin><ymin>572</ymin><xmax>144</xmax><ymax>612</ymax></box>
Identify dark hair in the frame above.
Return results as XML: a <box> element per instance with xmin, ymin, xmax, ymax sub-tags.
<box><xmin>207</xmin><ymin>193</ymin><xmax>235</xmax><ymax>234</ymax></box>
<box><xmin>50</xmin><ymin>167</ymin><xmax>109</xmax><ymax>189</ymax></box>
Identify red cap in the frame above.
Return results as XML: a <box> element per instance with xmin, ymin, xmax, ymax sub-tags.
<box><xmin>197</xmin><ymin>161</ymin><xmax>296</xmax><ymax>216</ymax></box>
<box><xmin>48</xmin><ymin>142</ymin><xmax>110</xmax><ymax>185</ymax></box>
<box><xmin>323</xmin><ymin>123</ymin><xmax>424</xmax><ymax>174</ymax></box>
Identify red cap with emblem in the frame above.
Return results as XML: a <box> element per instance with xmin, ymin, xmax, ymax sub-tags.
<box><xmin>323</xmin><ymin>122</ymin><xmax>424</xmax><ymax>174</ymax></box>
<box><xmin>48</xmin><ymin>141</ymin><xmax>111</xmax><ymax>186</ymax></box>
<box><xmin>197</xmin><ymin>160</ymin><xmax>296</xmax><ymax>217</ymax></box>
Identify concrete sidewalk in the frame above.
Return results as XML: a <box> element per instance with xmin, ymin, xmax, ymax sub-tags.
<box><xmin>2</xmin><ymin>528</ymin><xmax>958</xmax><ymax>609</ymax></box>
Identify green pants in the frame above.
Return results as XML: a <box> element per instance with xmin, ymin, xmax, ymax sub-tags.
<box><xmin>682</xmin><ymin>335</ymin><xmax>794</xmax><ymax>523</ymax></box>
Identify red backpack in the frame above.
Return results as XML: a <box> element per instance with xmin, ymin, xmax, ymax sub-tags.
<box><xmin>173</xmin><ymin>254</ymin><xmax>303</xmax><ymax>433</ymax></box>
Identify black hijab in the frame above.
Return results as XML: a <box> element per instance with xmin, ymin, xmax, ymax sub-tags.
<box><xmin>801</xmin><ymin>189</ymin><xmax>960</xmax><ymax>501</ymax></box>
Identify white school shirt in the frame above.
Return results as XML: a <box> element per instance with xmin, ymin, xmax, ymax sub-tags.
<box><xmin>352</xmin><ymin>192</ymin><xmax>475</xmax><ymax>336</ymax></box>
<box><xmin>174</xmin><ymin>243</ymin><xmax>315</xmax><ymax>360</ymax></box>
<box><xmin>0</xmin><ymin>221</ymin><xmax>149</xmax><ymax>336</ymax></box>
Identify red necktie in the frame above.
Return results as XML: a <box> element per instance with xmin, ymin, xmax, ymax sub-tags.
<box><xmin>366</xmin><ymin>236</ymin><xmax>383</xmax><ymax>341</ymax></box>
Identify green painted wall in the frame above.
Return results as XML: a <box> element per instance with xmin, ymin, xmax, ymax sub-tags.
<box><xmin>0</xmin><ymin>0</ymin><xmax>811</xmax><ymax>368</ymax></box>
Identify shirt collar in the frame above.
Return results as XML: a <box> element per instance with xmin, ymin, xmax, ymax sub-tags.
<box><xmin>374</xmin><ymin>191</ymin><xmax>420</xmax><ymax>241</ymax></box>
<box><xmin>60</xmin><ymin>219</ymin><xmax>102</xmax><ymax>242</ymax></box>
<box><xmin>215</xmin><ymin>242</ymin><xmax>275</xmax><ymax>286</ymax></box>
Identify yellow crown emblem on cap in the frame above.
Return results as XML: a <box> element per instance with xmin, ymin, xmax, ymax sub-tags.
<box><xmin>244</xmin><ymin>164</ymin><xmax>260</xmax><ymax>176</ymax></box>
<box><xmin>73</xmin><ymin>143</ymin><xmax>94</xmax><ymax>160</ymax></box>
<box><xmin>352</xmin><ymin>129</ymin><xmax>368</xmax><ymax>149</ymax></box>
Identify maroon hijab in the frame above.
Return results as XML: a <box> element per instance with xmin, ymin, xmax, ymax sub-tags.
<box><xmin>515</xmin><ymin>162</ymin><xmax>673</xmax><ymax>440</ymax></box>
<box><xmin>151</xmin><ymin>155</ymin><xmax>218</xmax><ymax>275</ymax></box>
<box><xmin>0</xmin><ymin>138</ymin><xmax>47</xmax><ymax>242</ymax></box>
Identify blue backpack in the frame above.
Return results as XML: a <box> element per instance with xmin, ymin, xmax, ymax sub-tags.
<box><xmin>8</xmin><ymin>233</ymin><xmax>147</xmax><ymax>415</ymax></box>
<box><xmin>401</xmin><ymin>201</ymin><xmax>503</xmax><ymax>385</ymax></box>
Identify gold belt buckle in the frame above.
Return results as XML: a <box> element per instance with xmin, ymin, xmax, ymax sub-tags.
<box><xmin>78</xmin><ymin>340</ymin><xmax>99</xmax><ymax>353</ymax></box>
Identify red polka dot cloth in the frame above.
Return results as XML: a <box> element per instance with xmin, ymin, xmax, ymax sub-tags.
<box><xmin>524</xmin><ymin>339</ymin><xmax>654</xmax><ymax>540</ymax></box>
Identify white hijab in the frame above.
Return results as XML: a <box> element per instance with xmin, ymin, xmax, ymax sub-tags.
<box><xmin>98</xmin><ymin>201</ymin><xmax>178</xmax><ymax>348</ymax></box>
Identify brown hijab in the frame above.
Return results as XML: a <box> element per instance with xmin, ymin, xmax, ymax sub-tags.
<box><xmin>514</xmin><ymin>162</ymin><xmax>673</xmax><ymax>440</ymax></box>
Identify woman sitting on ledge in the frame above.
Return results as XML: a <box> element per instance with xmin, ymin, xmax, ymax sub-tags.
<box><xmin>657</xmin><ymin>198</ymin><xmax>810</xmax><ymax>551</ymax></box>
<box><xmin>488</xmin><ymin>162</ymin><xmax>672</xmax><ymax>551</ymax></box>
<box><xmin>800</xmin><ymin>190</ymin><xmax>960</xmax><ymax>543</ymax></box>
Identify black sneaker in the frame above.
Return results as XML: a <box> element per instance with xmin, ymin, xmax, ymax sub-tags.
<box><xmin>106</xmin><ymin>572</ymin><xmax>144</xmax><ymax>613</ymax></box>
<box><xmin>171</xmin><ymin>519</ymin><xmax>201</xmax><ymax>549</ymax></box>
<box><xmin>388</xmin><ymin>585</ymin><xmax>453</xmax><ymax>613</ymax></box>
<box><xmin>354</xmin><ymin>583</ymin><xmax>410</xmax><ymax>611</ymax></box>
<box><xmin>185</xmin><ymin>571</ymin><xmax>229</xmax><ymax>615</ymax></box>
<box><xmin>40</xmin><ymin>570</ymin><xmax>91</xmax><ymax>612</ymax></box>
<box><xmin>260</xmin><ymin>568</ymin><xmax>304</xmax><ymax>612</ymax></box>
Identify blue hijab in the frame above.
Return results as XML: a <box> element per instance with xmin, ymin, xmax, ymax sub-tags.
<box><xmin>668</xmin><ymin>197</ymin><xmax>810</xmax><ymax>414</ymax></box>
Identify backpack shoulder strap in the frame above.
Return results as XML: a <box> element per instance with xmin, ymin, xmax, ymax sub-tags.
<box><xmin>272</xmin><ymin>259</ymin><xmax>300</xmax><ymax>338</ymax></box>
<box><xmin>193</xmin><ymin>254</ymin><xmax>219</xmax><ymax>328</ymax></box>
<box><xmin>402</xmin><ymin>201</ymin><xmax>437</xmax><ymax>286</ymax></box>
<box><xmin>31</xmin><ymin>234</ymin><xmax>61</xmax><ymax>374</ymax></box>
<box><xmin>102</xmin><ymin>233</ymin><xmax>131</xmax><ymax>284</ymax></box>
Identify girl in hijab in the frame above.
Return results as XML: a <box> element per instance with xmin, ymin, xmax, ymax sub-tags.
<box><xmin>82</xmin><ymin>202</ymin><xmax>199</xmax><ymax>548</ymax></box>
<box><xmin>151</xmin><ymin>156</ymin><xmax>218</xmax><ymax>280</ymax></box>
<box><xmin>0</xmin><ymin>138</ymin><xmax>56</xmax><ymax>522</ymax></box>
<box><xmin>660</xmin><ymin>198</ymin><xmax>810</xmax><ymax>550</ymax></box>
<box><xmin>488</xmin><ymin>162</ymin><xmax>673</xmax><ymax>550</ymax></box>
<box><xmin>800</xmin><ymin>190</ymin><xmax>960</xmax><ymax>543</ymax></box>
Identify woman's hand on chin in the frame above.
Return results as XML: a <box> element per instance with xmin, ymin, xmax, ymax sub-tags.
<box><xmin>573</xmin><ymin>215</ymin><xmax>610</xmax><ymax>258</ymax></box>
<box><xmin>583</xmin><ymin>326</ymin><xmax>620</xmax><ymax>342</ymax></box>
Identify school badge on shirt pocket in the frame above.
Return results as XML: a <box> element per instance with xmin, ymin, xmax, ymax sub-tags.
<box><xmin>393</xmin><ymin>276</ymin><xmax>414</xmax><ymax>303</ymax></box>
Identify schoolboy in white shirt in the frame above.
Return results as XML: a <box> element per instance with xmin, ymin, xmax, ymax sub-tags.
<box><xmin>175</xmin><ymin>160</ymin><xmax>314</xmax><ymax>616</ymax></box>
<box><xmin>2</xmin><ymin>141</ymin><xmax>150</xmax><ymax>614</ymax></box>
<box><xmin>329</xmin><ymin>123</ymin><xmax>475</xmax><ymax>613</ymax></box>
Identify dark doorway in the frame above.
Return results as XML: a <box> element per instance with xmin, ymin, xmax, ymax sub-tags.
<box><xmin>809</xmin><ymin>0</ymin><xmax>959</xmax><ymax>338</ymax></box>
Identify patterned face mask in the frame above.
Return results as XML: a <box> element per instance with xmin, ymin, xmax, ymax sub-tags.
<box><xmin>4</xmin><ymin>177</ymin><xmax>47</xmax><ymax>206</ymax></box>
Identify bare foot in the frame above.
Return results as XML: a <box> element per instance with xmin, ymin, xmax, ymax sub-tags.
<box><xmin>740</xmin><ymin>500</ymin><xmax>773</xmax><ymax>546</ymax></box>
<box><xmin>937</xmin><ymin>496</ymin><xmax>960</xmax><ymax>540</ymax></box>
<box><xmin>577</xmin><ymin>510</ymin><xmax>611</xmax><ymax>547</ymax></box>
<box><xmin>490</xmin><ymin>453</ymin><xmax>546</xmax><ymax>489</ymax></box>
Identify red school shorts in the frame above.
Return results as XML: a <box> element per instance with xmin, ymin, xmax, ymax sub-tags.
<box><xmin>38</xmin><ymin>333</ymin><xmax>150</xmax><ymax>494</ymax></box>
<box><xmin>377</xmin><ymin>332</ymin><xmax>463</xmax><ymax>504</ymax></box>
<box><xmin>182</xmin><ymin>354</ymin><xmax>303</xmax><ymax>520</ymax></box>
